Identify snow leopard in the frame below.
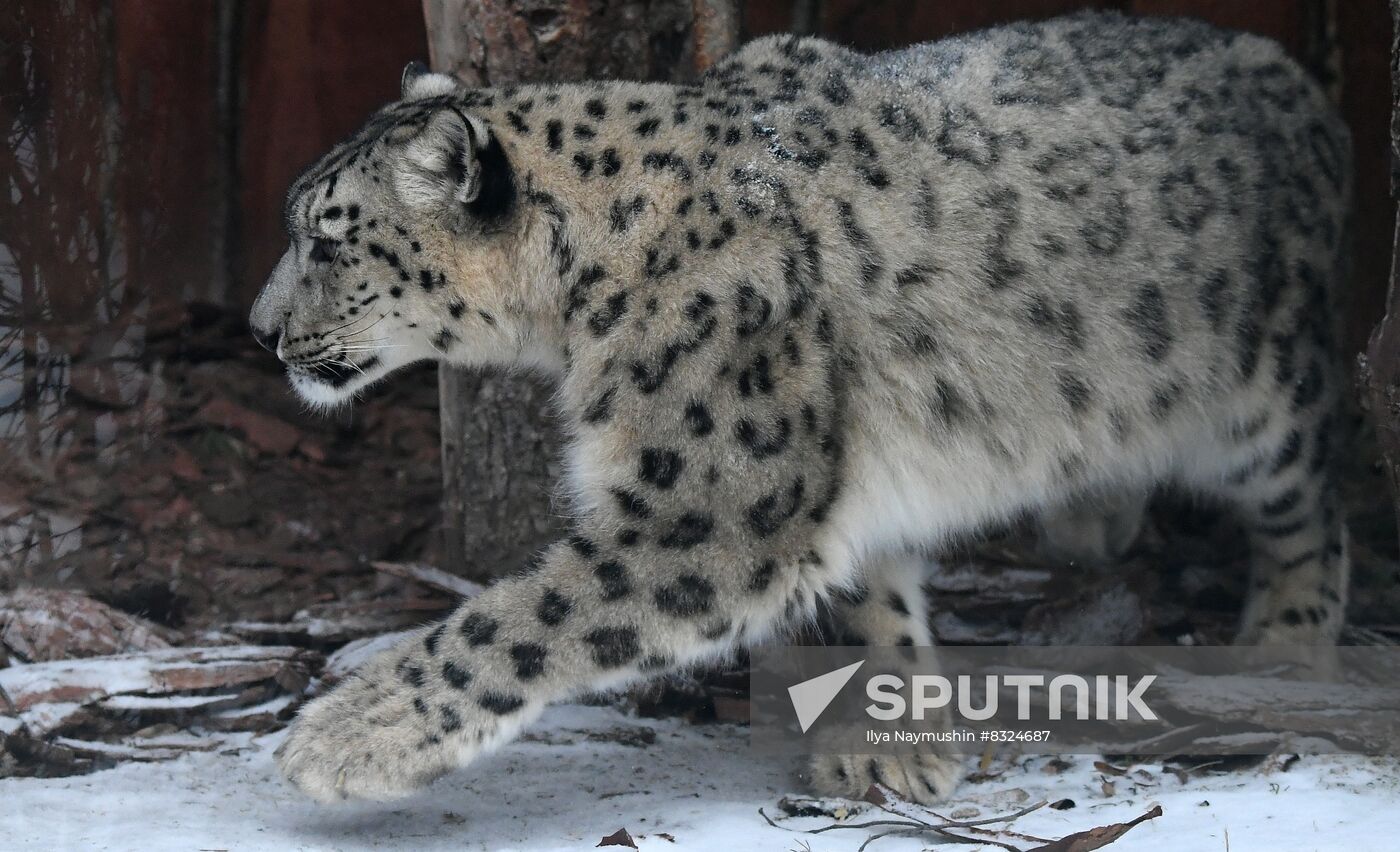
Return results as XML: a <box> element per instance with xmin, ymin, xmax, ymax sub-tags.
<box><xmin>248</xmin><ymin>11</ymin><xmax>1353</xmax><ymax>804</ymax></box>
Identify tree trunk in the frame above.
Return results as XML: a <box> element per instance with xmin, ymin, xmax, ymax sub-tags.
<box><xmin>1363</xmin><ymin>3</ymin><xmax>1400</xmax><ymax>549</ymax></box>
<box><xmin>423</xmin><ymin>0</ymin><xmax>738</xmax><ymax>581</ymax></box>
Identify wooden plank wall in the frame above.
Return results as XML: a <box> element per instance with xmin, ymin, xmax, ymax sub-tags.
<box><xmin>111</xmin><ymin>0</ymin><xmax>225</xmax><ymax>309</ymax></box>
<box><xmin>1336</xmin><ymin>0</ymin><xmax>1396</xmax><ymax>352</ymax></box>
<box><xmin>15</xmin><ymin>0</ymin><xmax>428</xmax><ymax>315</ymax></box>
<box><xmin>237</xmin><ymin>0</ymin><xmax>427</xmax><ymax>304</ymax></box>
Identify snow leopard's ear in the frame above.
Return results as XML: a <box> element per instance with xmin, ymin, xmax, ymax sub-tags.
<box><xmin>400</xmin><ymin>61</ymin><xmax>459</xmax><ymax>100</ymax></box>
<box><xmin>393</xmin><ymin>108</ymin><xmax>515</xmax><ymax>227</ymax></box>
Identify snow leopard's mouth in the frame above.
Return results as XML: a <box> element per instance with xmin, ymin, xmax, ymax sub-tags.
<box><xmin>287</xmin><ymin>356</ymin><xmax>384</xmax><ymax>406</ymax></box>
<box><xmin>313</xmin><ymin>356</ymin><xmax>380</xmax><ymax>388</ymax></box>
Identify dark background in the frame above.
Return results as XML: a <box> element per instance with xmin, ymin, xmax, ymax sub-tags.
<box><xmin>1</xmin><ymin>1</ymin><xmax>1395</xmax><ymax>636</ymax></box>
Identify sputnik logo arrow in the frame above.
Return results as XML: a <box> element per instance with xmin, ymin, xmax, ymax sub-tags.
<box><xmin>788</xmin><ymin>659</ymin><xmax>865</xmax><ymax>733</ymax></box>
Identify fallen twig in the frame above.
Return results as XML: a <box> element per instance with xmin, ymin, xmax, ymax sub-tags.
<box><xmin>371</xmin><ymin>560</ymin><xmax>485</xmax><ymax>599</ymax></box>
<box><xmin>228</xmin><ymin>596</ymin><xmax>450</xmax><ymax>646</ymax></box>
<box><xmin>761</xmin><ymin>782</ymin><xmax>1163</xmax><ymax>852</ymax></box>
<box><xmin>790</xmin><ymin>785</ymin><xmax>1048</xmax><ymax>849</ymax></box>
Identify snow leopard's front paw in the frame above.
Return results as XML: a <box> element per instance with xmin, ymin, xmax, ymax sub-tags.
<box><xmin>806</xmin><ymin>752</ymin><xmax>963</xmax><ymax>805</ymax></box>
<box><xmin>275</xmin><ymin>646</ymin><xmax>471</xmax><ymax>803</ymax></box>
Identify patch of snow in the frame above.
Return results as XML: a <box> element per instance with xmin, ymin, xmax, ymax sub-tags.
<box><xmin>100</xmin><ymin>693</ymin><xmax>239</xmax><ymax>711</ymax></box>
<box><xmin>325</xmin><ymin>631</ymin><xmax>412</xmax><ymax>680</ymax></box>
<box><xmin>17</xmin><ymin>701</ymin><xmax>83</xmax><ymax>735</ymax></box>
<box><xmin>0</xmin><ymin>645</ymin><xmax>298</xmax><ymax>706</ymax></box>
<box><xmin>212</xmin><ymin>694</ymin><xmax>293</xmax><ymax>720</ymax></box>
<box><xmin>49</xmin><ymin>736</ymin><xmax>214</xmax><ymax>760</ymax></box>
<box><xmin>927</xmin><ymin>560</ymin><xmax>1052</xmax><ymax>594</ymax></box>
<box><xmin>289</xmin><ymin>616</ymin><xmax>393</xmax><ymax>639</ymax></box>
<box><xmin>2</xmin><ymin>702</ymin><xmax>1398</xmax><ymax>851</ymax></box>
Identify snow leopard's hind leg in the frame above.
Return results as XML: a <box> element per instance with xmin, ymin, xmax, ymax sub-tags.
<box><xmin>805</xmin><ymin>551</ymin><xmax>963</xmax><ymax>804</ymax></box>
<box><xmin>1191</xmin><ymin>405</ymin><xmax>1349</xmax><ymax>645</ymax></box>
<box><xmin>1227</xmin><ymin>427</ymin><xmax>1348</xmax><ymax>645</ymax></box>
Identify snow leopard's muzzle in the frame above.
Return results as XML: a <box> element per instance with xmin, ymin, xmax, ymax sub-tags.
<box><xmin>249</xmin><ymin>246</ymin><xmax>404</xmax><ymax>408</ymax></box>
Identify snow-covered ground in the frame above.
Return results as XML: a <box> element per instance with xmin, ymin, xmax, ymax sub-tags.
<box><xmin>3</xmin><ymin>702</ymin><xmax>1398</xmax><ymax>851</ymax></box>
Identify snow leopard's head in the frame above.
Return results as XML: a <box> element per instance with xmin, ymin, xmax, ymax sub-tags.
<box><xmin>249</xmin><ymin>64</ymin><xmax>552</xmax><ymax>408</ymax></box>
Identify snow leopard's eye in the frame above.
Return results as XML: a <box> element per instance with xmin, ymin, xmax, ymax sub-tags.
<box><xmin>309</xmin><ymin>237</ymin><xmax>340</xmax><ymax>264</ymax></box>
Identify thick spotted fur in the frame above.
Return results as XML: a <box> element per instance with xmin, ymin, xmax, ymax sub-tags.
<box><xmin>249</xmin><ymin>12</ymin><xmax>1352</xmax><ymax>805</ymax></box>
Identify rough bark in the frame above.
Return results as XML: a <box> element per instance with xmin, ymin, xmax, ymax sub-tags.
<box><xmin>423</xmin><ymin>0</ymin><xmax>737</xmax><ymax>86</ymax></box>
<box><xmin>1363</xmin><ymin>3</ymin><xmax>1400</xmax><ymax>547</ymax></box>
<box><xmin>423</xmin><ymin>0</ymin><xmax>738</xmax><ymax>581</ymax></box>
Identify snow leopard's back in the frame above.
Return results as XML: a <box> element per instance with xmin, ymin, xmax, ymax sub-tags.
<box><xmin>721</xmin><ymin>15</ymin><xmax>1352</xmax><ymax>545</ymax></box>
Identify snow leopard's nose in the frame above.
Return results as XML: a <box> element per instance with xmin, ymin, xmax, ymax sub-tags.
<box><xmin>249</xmin><ymin>248</ymin><xmax>298</xmax><ymax>357</ymax></box>
<box><xmin>252</xmin><ymin>323</ymin><xmax>282</xmax><ymax>354</ymax></box>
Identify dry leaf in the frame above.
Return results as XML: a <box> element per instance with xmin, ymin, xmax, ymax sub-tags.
<box><xmin>597</xmin><ymin>828</ymin><xmax>638</xmax><ymax>849</ymax></box>
<box><xmin>1028</xmin><ymin>804</ymin><xmax>1163</xmax><ymax>852</ymax></box>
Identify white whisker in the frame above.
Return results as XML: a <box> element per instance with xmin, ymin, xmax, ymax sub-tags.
<box><xmin>338</xmin><ymin>344</ymin><xmax>407</xmax><ymax>353</ymax></box>
<box><xmin>337</xmin><ymin>313</ymin><xmax>388</xmax><ymax>344</ymax></box>
<box><xmin>325</xmin><ymin>357</ymin><xmax>366</xmax><ymax>375</ymax></box>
